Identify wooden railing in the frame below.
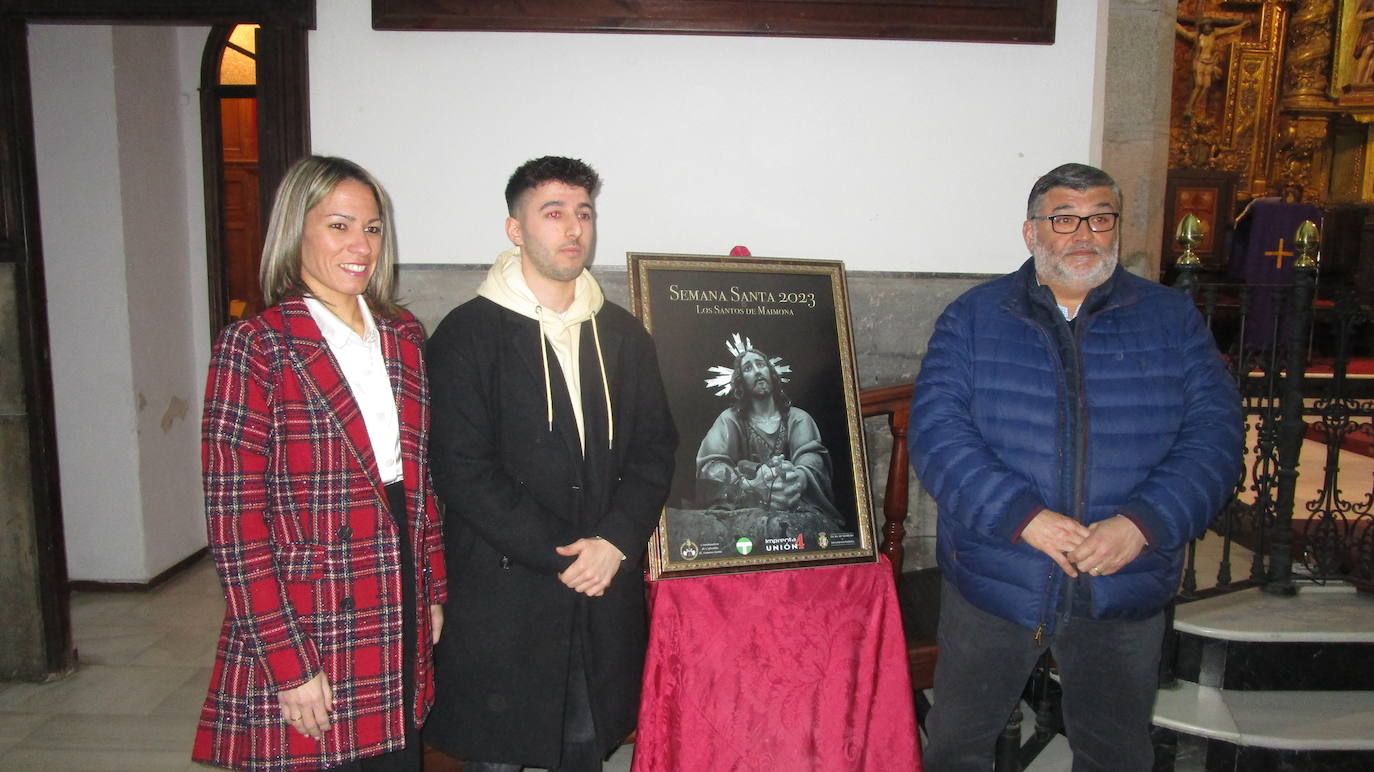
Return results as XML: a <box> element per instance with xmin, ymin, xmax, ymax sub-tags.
<box><xmin>859</xmin><ymin>383</ymin><xmax>915</xmax><ymax>579</ymax></box>
<box><xmin>858</xmin><ymin>380</ymin><xmax>941</xmax><ymax>736</ymax></box>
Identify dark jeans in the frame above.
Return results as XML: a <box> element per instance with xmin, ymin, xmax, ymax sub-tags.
<box><xmin>464</xmin><ymin>624</ymin><xmax>601</xmax><ymax>772</ymax></box>
<box><xmin>923</xmin><ymin>580</ymin><xmax>1164</xmax><ymax>772</ymax></box>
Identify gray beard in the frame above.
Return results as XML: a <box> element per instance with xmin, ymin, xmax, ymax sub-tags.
<box><xmin>1032</xmin><ymin>240</ymin><xmax>1119</xmax><ymax>295</ymax></box>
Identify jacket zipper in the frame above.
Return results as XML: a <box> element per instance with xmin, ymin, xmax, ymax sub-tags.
<box><xmin>1007</xmin><ymin>271</ymin><xmax>1133</xmax><ymax>644</ymax></box>
<box><xmin>1011</xmin><ymin>295</ymin><xmax>1092</xmax><ymax>645</ymax></box>
<box><xmin>1061</xmin><ymin>314</ymin><xmax>1091</xmax><ymax>638</ymax></box>
<box><xmin>1010</xmin><ymin>304</ymin><xmax>1069</xmax><ymax>644</ymax></box>
<box><xmin>1069</xmin><ymin>315</ymin><xmax>1088</xmax><ymax>532</ymax></box>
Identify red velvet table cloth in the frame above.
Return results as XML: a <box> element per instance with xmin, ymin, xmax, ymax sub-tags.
<box><xmin>632</xmin><ymin>557</ymin><xmax>922</xmax><ymax>771</ymax></box>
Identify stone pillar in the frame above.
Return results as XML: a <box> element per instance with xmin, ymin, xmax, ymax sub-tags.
<box><xmin>1</xmin><ymin>17</ymin><xmax>73</xmax><ymax>681</ymax></box>
<box><xmin>1101</xmin><ymin>0</ymin><xmax>1180</xmax><ymax>279</ymax></box>
<box><xmin>0</xmin><ymin>264</ymin><xmax>49</xmax><ymax>680</ymax></box>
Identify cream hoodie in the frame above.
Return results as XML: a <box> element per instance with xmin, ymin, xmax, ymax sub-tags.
<box><xmin>477</xmin><ymin>247</ymin><xmax>612</xmax><ymax>453</ymax></box>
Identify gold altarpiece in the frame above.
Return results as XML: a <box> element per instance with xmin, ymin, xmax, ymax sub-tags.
<box><xmin>1169</xmin><ymin>0</ymin><xmax>1374</xmax><ymax>202</ymax></box>
<box><xmin>1167</xmin><ymin>0</ymin><xmax>1374</xmax><ymax>282</ymax></box>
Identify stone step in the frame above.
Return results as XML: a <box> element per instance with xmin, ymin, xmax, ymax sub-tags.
<box><xmin>1170</xmin><ymin>582</ymin><xmax>1374</xmax><ymax>692</ymax></box>
<box><xmin>1153</xmin><ymin>681</ymin><xmax>1374</xmax><ymax>751</ymax></box>
<box><xmin>1152</xmin><ymin>680</ymin><xmax>1374</xmax><ymax>770</ymax></box>
<box><xmin>1174</xmin><ymin>583</ymin><xmax>1374</xmax><ymax>643</ymax></box>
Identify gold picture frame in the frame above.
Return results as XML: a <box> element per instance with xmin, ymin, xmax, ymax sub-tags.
<box><xmin>628</xmin><ymin>253</ymin><xmax>877</xmax><ymax>579</ymax></box>
<box><xmin>1332</xmin><ymin>0</ymin><xmax>1374</xmax><ymax>104</ymax></box>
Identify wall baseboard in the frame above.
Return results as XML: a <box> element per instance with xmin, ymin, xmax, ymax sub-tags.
<box><xmin>68</xmin><ymin>547</ymin><xmax>208</xmax><ymax>593</ymax></box>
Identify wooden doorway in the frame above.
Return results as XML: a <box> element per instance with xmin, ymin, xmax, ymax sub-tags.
<box><xmin>204</xmin><ymin>23</ymin><xmax>265</xmax><ymax>324</ymax></box>
<box><xmin>0</xmin><ymin>0</ymin><xmax>313</xmax><ymax>678</ymax></box>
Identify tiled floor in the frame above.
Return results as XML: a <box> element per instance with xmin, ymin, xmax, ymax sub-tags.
<box><xmin>0</xmin><ymin>557</ymin><xmax>634</xmax><ymax>772</ymax></box>
<box><xmin>0</xmin><ymin>558</ymin><xmax>221</xmax><ymax>771</ymax></box>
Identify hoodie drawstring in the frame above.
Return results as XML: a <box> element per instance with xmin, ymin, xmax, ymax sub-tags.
<box><xmin>591</xmin><ymin>314</ymin><xmax>614</xmax><ymax>450</ymax></box>
<box><xmin>534</xmin><ymin>307</ymin><xmax>614</xmax><ymax>451</ymax></box>
<box><xmin>535</xmin><ymin>306</ymin><xmax>555</xmax><ymax>433</ymax></box>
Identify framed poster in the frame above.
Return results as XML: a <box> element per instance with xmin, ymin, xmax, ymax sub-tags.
<box><xmin>628</xmin><ymin>253</ymin><xmax>877</xmax><ymax>579</ymax></box>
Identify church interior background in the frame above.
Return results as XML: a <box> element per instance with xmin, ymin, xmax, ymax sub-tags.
<box><xmin>1166</xmin><ymin>0</ymin><xmax>1374</xmax><ymax>306</ymax></box>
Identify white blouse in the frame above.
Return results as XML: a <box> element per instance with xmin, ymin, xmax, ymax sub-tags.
<box><xmin>304</xmin><ymin>295</ymin><xmax>403</xmax><ymax>484</ymax></box>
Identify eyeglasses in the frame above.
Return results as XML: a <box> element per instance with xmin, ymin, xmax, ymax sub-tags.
<box><xmin>1030</xmin><ymin>212</ymin><xmax>1120</xmax><ymax>234</ymax></box>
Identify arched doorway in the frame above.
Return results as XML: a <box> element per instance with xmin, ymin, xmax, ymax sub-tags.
<box><xmin>203</xmin><ymin>23</ymin><xmax>265</xmax><ymax>329</ymax></box>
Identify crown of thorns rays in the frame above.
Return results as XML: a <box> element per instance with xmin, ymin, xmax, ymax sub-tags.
<box><xmin>704</xmin><ymin>333</ymin><xmax>792</xmax><ymax>397</ymax></box>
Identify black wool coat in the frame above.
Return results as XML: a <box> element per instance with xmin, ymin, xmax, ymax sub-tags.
<box><xmin>422</xmin><ymin>296</ymin><xmax>677</xmax><ymax>767</ymax></box>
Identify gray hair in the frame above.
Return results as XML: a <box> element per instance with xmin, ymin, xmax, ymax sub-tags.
<box><xmin>1026</xmin><ymin>163</ymin><xmax>1122</xmax><ymax>220</ymax></box>
<box><xmin>259</xmin><ymin>155</ymin><xmax>400</xmax><ymax>317</ymax></box>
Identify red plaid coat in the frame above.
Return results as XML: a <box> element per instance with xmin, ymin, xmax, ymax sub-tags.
<box><xmin>193</xmin><ymin>297</ymin><xmax>447</xmax><ymax>771</ymax></box>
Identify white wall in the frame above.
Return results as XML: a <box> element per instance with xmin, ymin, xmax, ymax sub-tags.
<box><xmin>310</xmin><ymin>0</ymin><xmax>1109</xmax><ymax>274</ymax></box>
<box><xmin>176</xmin><ymin>26</ymin><xmax>213</xmax><ymax>390</ymax></box>
<box><xmin>113</xmin><ymin>25</ymin><xmax>210</xmax><ymax>578</ymax></box>
<box><xmin>31</xmin><ymin>25</ymin><xmax>146</xmax><ymax>582</ymax></box>
<box><xmin>27</xmin><ymin>2</ymin><xmax>1111</xmax><ymax>579</ymax></box>
<box><xmin>32</xmin><ymin>24</ymin><xmax>209</xmax><ymax>582</ymax></box>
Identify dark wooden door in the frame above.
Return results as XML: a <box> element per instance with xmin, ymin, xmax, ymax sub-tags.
<box><xmin>220</xmin><ymin>96</ymin><xmax>261</xmax><ymax>319</ymax></box>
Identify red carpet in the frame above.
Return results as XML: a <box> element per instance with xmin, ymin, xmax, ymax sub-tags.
<box><xmin>1305</xmin><ymin>357</ymin><xmax>1374</xmax><ymax>375</ymax></box>
<box><xmin>1237</xmin><ymin>356</ymin><xmax>1374</xmax><ymax>457</ymax></box>
<box><xmin>1304</xmin><ymin>422</ymin><xmax>1374</xmax><ymax>458</ymax></box>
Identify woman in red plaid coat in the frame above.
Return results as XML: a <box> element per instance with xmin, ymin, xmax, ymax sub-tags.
<box><xmin>193</xmin><ymin>156</ymin><xmax>446</xmax><ymax>771</ymax></box>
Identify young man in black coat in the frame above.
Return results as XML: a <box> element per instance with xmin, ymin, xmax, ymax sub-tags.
<box><xmin>424</xmin><ymin>156</ymin><xmax>677</xmax><ymax>771</ymax></box>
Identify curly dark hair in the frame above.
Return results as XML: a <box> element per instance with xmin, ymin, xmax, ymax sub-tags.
<box><xmin>504</xmin><ymin>156</ymin><xmax>601</xmax><ymax>214</ymax></box>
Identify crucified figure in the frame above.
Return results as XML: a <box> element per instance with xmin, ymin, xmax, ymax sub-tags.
<box><xmin>1176</xmin><ymin>18</ymin><xmax>1249</xmax><ymax>117</ymax></box>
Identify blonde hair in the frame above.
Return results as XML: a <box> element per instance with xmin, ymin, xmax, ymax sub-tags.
<box><xmin>258</xmin><ymin>156</ymin><xmax>400</xmax><ymax>317</ymax></box>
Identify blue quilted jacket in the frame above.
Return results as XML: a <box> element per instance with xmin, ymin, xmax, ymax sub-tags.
<box><xmin>910</xmin><ymin>259</ymin><xmax>1242</xmax><ymax>637</ymax></box>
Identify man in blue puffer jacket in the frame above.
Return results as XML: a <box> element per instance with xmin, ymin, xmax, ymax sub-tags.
<box><xmin>910</xmin><ymin>163</ymin><xmax>1243</xmax><ymax>771</ymax></box>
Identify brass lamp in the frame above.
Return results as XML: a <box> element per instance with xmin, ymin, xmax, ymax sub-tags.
<box><xmin>1293</xmin><ymin>219</ymin><xmax>1319</xmax><ymax>270</ymax></box>
<box><xmin>1175</xmin><ymin>213</ymin><xmax>1205</xmax><ymax>267</ymax></box>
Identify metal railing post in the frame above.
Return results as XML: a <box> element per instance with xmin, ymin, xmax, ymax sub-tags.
<box><xmin>1266</xmin><ymin>224</ymin><xmax>1320</xmax><ymax>595</ymax></box>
